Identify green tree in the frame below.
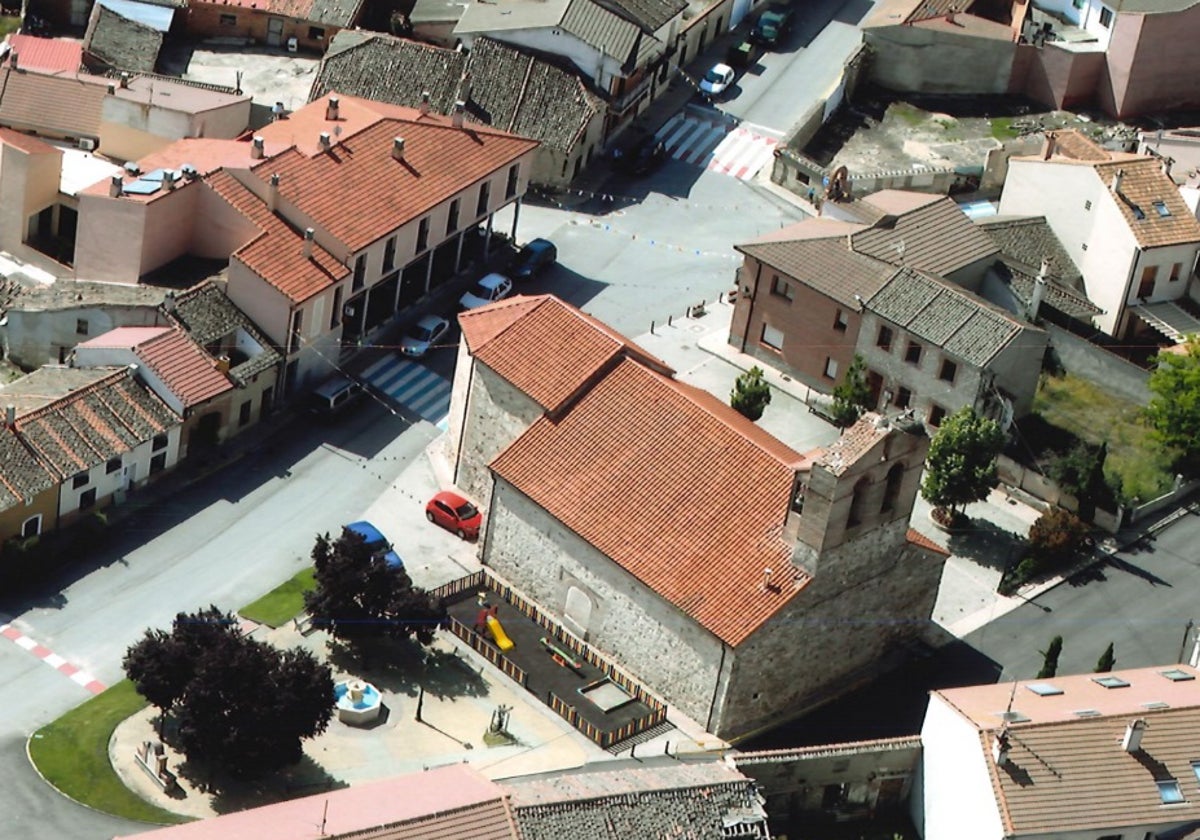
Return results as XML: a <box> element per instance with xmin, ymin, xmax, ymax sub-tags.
<box><xmin>1095</xmin><ymin>642</ymin><xmax>1116</xmax><ymax>673</ymax></box>
<box><xmin>920</xmin><ymin>407</ymin><xmax>1006</xmax><ymax>516</ymax></box>
<box><xmin>1029</xmin><ymin>507</ymin><xmax>1092</xmax><ymax>571</ymax></box>
<box><xmin>830</xmin><ymin>354</ymin><xmax>872</xmax><ymax>428</ymax></box>
<box><xmin>304</xmin><ymin>529</ymin><xmax>447</xmax><ymax>655</ymax></box>
<box><xmin>1037</xmin><ymin>635</ymin><xmax>1063</xmax><ymax>679</ymax></box>
<box><xmin>1146</xmin><ymin>340</ymin><xmax>1200</xmax><ymax>473</ymax></box>
<box><xmin>730</xmin><ymin>366</ymin><xmax>772</xmax><ymax>422</ymax></box>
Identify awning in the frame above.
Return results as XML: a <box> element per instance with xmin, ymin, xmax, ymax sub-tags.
<box><xmin>1133</xmin><ymin>301</ymin><xmax>1200</xmax><ymax>342</ymax></box>
<box><xmin>98</xmin><ymin>0</ymin><xmax>175</xmax><ymax>32</ymax></box>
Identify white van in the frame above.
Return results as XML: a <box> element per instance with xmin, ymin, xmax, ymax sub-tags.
<box><xmin>311</xmin><ymin>374</ymin><xmax>363</xmax><ymax>418</ymax></box>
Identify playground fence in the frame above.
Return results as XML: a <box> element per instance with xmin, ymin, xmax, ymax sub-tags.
<box><xmin>445</xmin><ymin>615</ymin><xmax>528</xmax><ymax>688</ymax></box>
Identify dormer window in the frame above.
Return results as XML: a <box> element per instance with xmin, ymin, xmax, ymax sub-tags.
<box><xmin>1155</xmin><ymin>200</ymin><xmax>1171</xmax><ymax>217</ymax></box>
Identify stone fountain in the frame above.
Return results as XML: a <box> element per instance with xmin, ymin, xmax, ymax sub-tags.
<box><xmin>334</xmin><ymin>679</ymin><xmax>382</xmax><ymax>725</ymax></box>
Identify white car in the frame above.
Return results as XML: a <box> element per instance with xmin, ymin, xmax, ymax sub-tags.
<box><xmin>400</xmin><ymin>314</ymin><xmax>450</xmax><ymax>358</ymax></box>
<box><xmin>459</xmin><ymin>273</ymin><xmax>513</xmax><ymax>311</ymax></box>
<box><xmin>699</xmin><ymin>63</ymin><xmax>735</xmax><ymax>98</ymax></box>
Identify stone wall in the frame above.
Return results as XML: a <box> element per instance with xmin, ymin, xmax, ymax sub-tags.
<box><xmin>1045</xmin><ymin>322</ymin><xmax>1151</xmax><ymax>404</ymax></box>
<box><xmin>864</xmin><ymin>25</ymin><xmax>1017</xmax><ymax>95</ymax></box>
<box><xmin>454</xmin><ymin>361</ymin><xmax>544</xmax><ymax>507</ymax></box>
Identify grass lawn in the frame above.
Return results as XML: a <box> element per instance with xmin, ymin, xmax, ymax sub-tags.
<box><xmin>28</xmin><ymin>681</ymin><xmax>187</xmax><ymax>825</ymax></box>
<box><xmin>990</xmin><ymin>116</ymin><xmax>1020</xmax><ymax>140</ymax></box>
<box><xmin>0</xmin><ymin>17</ymin><xmax>20</xmax><ymax>37</ymax></box>
<box><xmin>238</xmin><ymin>566</ymin><xmax>315</xmax><ymax>627</ymax></box>
<box><xmin>1032</xmin><ymin>372</ymin><xmax>1176</xmax><ymax>502</ymax></box>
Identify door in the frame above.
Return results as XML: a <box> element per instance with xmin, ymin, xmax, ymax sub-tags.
<box><xmin>121</xmin><ymin>462</ymin><xmax>136</xmax><ymax>491</ymax></box>
<box><xmin>266</xmin><ymin>17</ymin><xmax>284</xmax><ymax>46</ymax></box>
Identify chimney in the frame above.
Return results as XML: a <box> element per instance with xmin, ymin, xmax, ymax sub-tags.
<box><xmin>9</xmin><ymin>51</ymin><xmax>16</xmax><ymax>71</ymax></box>
<box><xmin>109</xmin><ymin>173</ymin><xmax>123</xmax><ymax>198</ymax></box>
<box><xmin>215</xmin><ymin>355</ymin><xmax>231</xmax><ymax>374</ymax></box>
<box><xmin>460</xmin><ymin>72</ymin><xmax>472</xmax><ymax>103</ymax></box>
<box><xmin>163</xmin><ymin>171</ymin><xmax>176</xmax><ymax>191</ymax></box>
<box><xmin>1163</xmin><ymin>156</ymin><xmax>1174</xmax><ymax>179</ymax></box>
<box><xmin>452</xmin><ymin>101</ymin><xmax>465</xmax><ymax>129</ymax></box>
<box><xmin>251</xmin><ymin>135</ymin><xmax>265</xmax><ymax>159</ymax></box>
<box><xmin>1122</xmin><ymin>718</ymin><xmax>1147</xmax><ymax>753</ymax></box>
<box><xmin>4</xmin><ymin>405</ymin><xmax>14</xmax><ymax>428</ymax></box>
<box><xmin>268</xmin><ymin>173</ymin><xmax>280</xmax><ymax>213</ymax></box>
<box><xmin>992</xmin><ymin>731</ymin><xmax>1010</xmax><ymax>766</ymax></box>
<box><xmin>119</xmin><ymin>71</ymin><xmax>130</xmax><ymax>89</ymax></box>
<box><xmin>318</xmin><ymin>132</ymin><xmax>332</xmax><ymax>152</ymax></box>
<box><xmin>392</xmin><ymin>137</ymin><xmax>405</xmax><ymax>161</ymax></box>
<box><xmin>1043</xmin><ymin>132</ymin><xmax>1056</xmax><ymax>160</ymax></box>
<box><xmin>325</xmin><ymin>95</ymin><xmax>339</xmax><ymax>121</ymax></box>
<box><xmin>762</xmin><ymin>567</ymin><xmax>773</xmax><ymax>589</ymax></box>
<box><xmin>1029</xmin><ymin>268</ymin><xmax>1047</xmax><ymax>320</ymax></box>
<box><xmin>303</xmin><ymin>227</ymin><xmax>315</xmax><ymax>260</ymax></box>
<box><xmin>1111</xmin><ymin>169</ymin><xmax>1125</xmax><ymax>194</ymax></box>
<box><xmin>419</xmin><ymin>91</ymin><xmax>431</xmax><ymax>115</ymax></box>
<box><xmin>163</xmin><ymin>291</ymin><xmax>176</xmax><ymax>313</ymax></box>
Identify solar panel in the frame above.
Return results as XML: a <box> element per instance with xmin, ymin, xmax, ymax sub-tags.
<box><xmin>121</xmin><ymin>179</ymin><xmax>161</xmax><ymax>195</ymax></box>
<box><xmin>141</xmin><ymin>168</ymin><xmax>169</xmax><ymax>182</ymax></box>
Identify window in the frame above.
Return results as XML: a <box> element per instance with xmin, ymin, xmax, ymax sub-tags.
<box><xmin>1131</xmin><ymin>204</ymin><xmax>1146</xmax><ymax>221</ymax></box>
<box><xmin>238</xmin><ymin>400</ymin><xmax>252</xmax><ymax>427</ymax></box>
<box><xmin>1158</xmin><ymin>780</ymin><xmax>1184</xmax><ymax>804</ymax></box>
<box><xmin>905</xmin><ymin>341</ymin><xmax>922</xmax><ymax>365</ymax></box>
<box><xmin>352</xmin><ymin>254</ymin><xmax>366</xmax><ymax>291</ymax></box>
<box><xmin>894</xmin><ymin>387</ymin><xmax>911</xmax><ymax>409</ymax></box>
<box><xmin>308</xmin><ymin>25</ymin><xmax>325</xmax><ymax>39</ymax></box>
<box><xmin>105</xmin><ymin>457</ymin><xmax>121</xmax><ymax>475</ymax></box>
<box><xmin>1154</xmin><ymin>201</ymin><xmax>1171</xmax><ymax>218</ymax></box>
<box><xmin>939</xmin><ymin>358</ymin><xmax>957</xmax><ymax>383</ymax></box>
<box><xmin>416</xmin><ymin>217</ymin><xmax>430</xmax><ymax>252</ymax></box>
<box><xmin>791</xmin><ymin>476</ymin><xmax>805</xmax><ymax>514</ymax></box>
<box><xmin>1138</xmin><ymin>265</ymin><xmax>1158</xmax><ymax>299</ymax></box>
<box><xmin>1171</xmin><ymin>262</ymin><xmax>1183</xmax><ymax>282</ymax></box>
<box><xmin>72</xmin><ymin>471</ymin><xmax>89</xmax><ymax>490</ymax></box>
<box><xmin>21</xmin><ymin>515</ymin><xmax>41</xmax><ymax>538</ymax></box>
<box><xmin>505</xmin><ymin>164</ymin><xmax>519</xmax><ymax>199</ymax></box>
<box><xmin>1099</xmin><ymin>6</ymin><xmax>1113</xmax><ymax>27</ymax></box>
<box><xmin>219</xmin><ymin>12</ymin><xmax>236</xmax><ymax>25</ymax></box>
<box><xmin>1191</xmin><ymin>761</ymin><xmax>1200</xmax><ymax>784</ymax></box>
<box><xmin>447</xmin><ymin>199</ymin><xmax>460</xmax><ymax>234</ymax></box>
<box><xmin>75</xmin><ymin>318</ymin><xmax>88</xmax><ymax>336</ymax></box>
<box><xmin>876</xmin><ymin>325</ymin><xmax>893</xmax><ymax>351</ymax></box>
<box><xmin>288</xmin><ymin>309</ymin><xmax>302</xmax><ymax>354</ymax></box>
<box><xmin>330</xmin><ymin>285</ymin><xmax>343</xmax><ymax>329</ymax></box>
<box><xmin>880</xmin><ymin>463</ymin><xmax>904</xmax><ymax>513</ymax></box>
<box><xmin>833</xmin><ymin>309</ymin><xmax>848</xmax><ymax>332</ymax></box>
<box><xmin>928</xmin><ymin>404</ymin><xmax>946</xmax><ymax>426</ymax></box>
<box><xmin>476</xmin><ymin>181</ymin><xmax>490</xmax><ymax>217</ymax></box>
<box><xmin>150</xmin><ymin>452</ymin><xmax>167</xmax><ymax>474</ymax></box>
<box><xmin>761</xmin><ymin>323</ymin><xmax>784</xmax><ymax>350</ymax></box>
<box><xmin>152</xmin><ymin>433</ymin><xmax>169</xmax><ymax>452</ymax></box>
<box><xmin>824</xmin><ymin>357</ymin><xmax>838</xmax><ymax>379</ymax></box>
<box><xmin>1084</xmin><ymin>199</ymin><xmax>1092</xmax><ymax>210</ymax></box>
<box><xmin>771</xmin><ymin>276</ymin><xmax>794</xmax><ymax>301</ymax></box>
<box><xmin>383</xmin><ymin>237</ymin><xmax>396</xmax><ymax>272</ymax></box>
<box><xmin>79</xmin><ymin>488</ymin><xmax>97</xmax><ymax>510</ymax></box>
<box><xmin>1026</xmin><ymin>682</ymin><xmax>1064</xmax><ymax>696</ymax></box>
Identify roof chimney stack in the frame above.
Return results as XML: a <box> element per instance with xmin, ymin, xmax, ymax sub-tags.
<box><xmin>420</xmin><ymin>91</ymin><xmax>430</xmax><ymax>115</ymax></box>
<box><xmin>992</xmin><ymin>731</ymin><xmax>1010</xmax><ymax>766</ymax></box>
<box><xmin>1043</xmin><ymin>132</ymin><xmax>1056</xmax><ymax>160</ymax></box>
<box><xmin>10</xmin><ymin>51</ymin><xmax>16</xmax><ymax>71</ymax></box>
<box><xmin>452</xmin><ymin>101</ymin><xmax>465</xmax><ymax>129</ymax></box>
<box><xmin>318</xmin><ymin>132</ymin><xmax>332</xmax><ymax>152</ymax></box>
<box><xmin>1163</xmin><ymin>156</ymin><xmax>1174</xmax><ymax>179</ymax></box>
<box><xmin>109</xmin><ymin>173</ymin><xmax>123</xmax><ymax>198</ymax></box>
<box><xmin>164</xmin><ymin>170</ymin><xmax>176</xmax><ymax>191</ymax></box>
<box><xmin>325</xmin><ymin>95</ymin><xmax>339</xmax><ymax>121</ymax></box>
<box><xmin>1028</xmin><ymin>260</ymin><xmax>1048</xmax><ymax>320</ymax></box>
<box><xmin>5</xmin><ymin>405</ymin><xmax>14</xmax><ymax>428</ymax></box>
<box><xmin>762</xmin><ymin>567</ymin><xmax>773</xmax><ymax>589</ymax></box>
<box><xmin>1122</xmin><ymin>718</ymin><xmax>1147</xmax><ymax>753</ymax></box>
<box><xmin>251</xmin><ymin>135</ymin><xmax>265</xmax><ymax>159</ymax></box>
<box><xmin>268</xmin><ymin>172</ymin><xmax>280</xmax><ymax>213</ymax></box>
<box><xmin>303</xmin><ymin>227</ymin><xmax>314</xmax><ymax>260</ymax></box>
<box><xmin>1111</xmin><ymin>169</ymin><xmax>1124</xmax><ymax>194</ymax></box>
<box><xmin>392</xmin><ymin>137</ymin><xmax>405</xmax><ymax>161</ymax></box>
<box><xmin>119</xmin><ymin>71</ymin><xmax>129</xmax><ymax>89</ymax></box>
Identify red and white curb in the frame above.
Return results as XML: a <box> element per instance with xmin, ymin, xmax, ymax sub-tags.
<box><xmin>0</xmin><ymin>621</ymin><xmax>106</xmax><ymax>695</ymax></box>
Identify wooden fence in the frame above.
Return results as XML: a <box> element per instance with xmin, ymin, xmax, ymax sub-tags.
<box><xmin>445</xmin><ymin>615</ymin><xmax>527</xmax><ymax>688</ymax></box>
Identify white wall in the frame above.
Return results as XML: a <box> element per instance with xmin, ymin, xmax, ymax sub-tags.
<box><xmin>466</xmin><ymin>28</ymin><xmax>625</xmax><ymax>90</ymax></box>
<box><xmin>916</xmin><ymin>695</ymin><xmax>1006</xmax><ymax>840</ymax></box>
<box><xmin>73</xmin><ymin>344</ymin><xmax>187</xmax><ymax>416</ymax></box>
<box><xmin>58</xmin><ymin>425</ymin><xmax>181</xmax><ymax>519</ymax></box>
<box><xmin>1033</xmin><ymin>0</ymin><xmax>1115</xmax><ymax>47</ymax></box>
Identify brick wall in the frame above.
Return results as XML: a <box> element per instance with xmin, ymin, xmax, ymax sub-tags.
<box><xmin>454</xmin><ymin>361</ymin><xmax>543</xmax><ymax>507</ymax></box>
<box><xmin>1102</xmin><ymin>5</ymin><xmax>1200</xmax><ymax>119</ymax></box>
<box><xmin>182</xmin><ymin>4</ymin><xmax>342</xmax><ymax>53</ymax></box>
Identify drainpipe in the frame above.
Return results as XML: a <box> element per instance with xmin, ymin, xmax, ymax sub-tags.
<box><xmin>705</xmin><ymin>641</ymin><xmax>729</xmax><ymax>733</ymax></box>
<box><xmin>739</xmin><ymin>259</ymin><xmax>764</xmax><ymax>353</ymax></box>
<box><xmin>1120</xmin><ymin>248</ymin><xmax>1145</xmax><ymax>336</ymax></box>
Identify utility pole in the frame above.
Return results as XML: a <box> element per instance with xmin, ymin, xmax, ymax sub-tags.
<box><xmin>1178</xmin><ymin>619</ymin><xmax>1194</xmax><ymax>665</ymax></box>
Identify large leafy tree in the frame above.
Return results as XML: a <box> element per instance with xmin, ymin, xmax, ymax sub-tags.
<box><xmin>831</xmin><ymin>354</ymin><xmax>872</xmax><ymax>428</ymax></box>
<box><xmin>920</xmin><ymin>406</ymin><xmax>1006</xmax><ymax>515</ymax></box>
<box><xmin>304</xmin><ymin>529</ymin><xmax>446</xmax><ymax>653</ymax></box>
<box><xmin>730</xmin><ymin>366</ymin><xmax>772</xmax><ymax>422</ymax></box>
<box><xmin>1146</xmin><ymin>340</ymin><xmax>1200</xmax><ymax>473</ymax></box>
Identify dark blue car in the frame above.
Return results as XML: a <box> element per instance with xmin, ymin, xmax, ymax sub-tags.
<box><xmin>509</xmin><ymin>238</ymin><xmax>557</xmax><ymax>280</ymax></box>
<box><xmin>344</xmin><ymin>521</ymin><xmax>404</xmax><ymax>569</ymax></box>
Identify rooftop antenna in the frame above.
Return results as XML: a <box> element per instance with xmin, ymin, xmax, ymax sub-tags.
<box><xmin>1003</xmin><ymin>678</ymin><xmax>1018</xmax><ymax>720</ymax></box>
<box><xmin>320</xmin><ymin>798</ymin><xmax>329</xmax><ymax>835</ymax></box>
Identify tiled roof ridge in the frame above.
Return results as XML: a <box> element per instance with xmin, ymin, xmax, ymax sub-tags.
<box><xmin>906</xmin><ymin>528</ymin><xmax>949</xmax><ymax>555</ymax></box>
<box><xmin>373</xmin><ymin>795</ymin><xmax>513</xmax><ymax>830</ymax></box>
<box><xmin>514</xmin><ymin>779</ymin><xmax>755</xmax><ymax>811</ymax></box>
<box><xmin>461</xmin><ymin>294</ymin><xmax>551</xmax><ymax>351</ymax></box>
<box><xmin>67</xmin><ymin>397</ymin><xmax>126</xmax><ymax>461</ymax></box>
<box><xmin>734</xmin><ymin>734</ymin><xmax>924</xmax><ymax>763</ymax></box>
<box><xmin>14</xmin><ymin>367</ymin><xmax>130</xmax><ymax>429</ymax></box>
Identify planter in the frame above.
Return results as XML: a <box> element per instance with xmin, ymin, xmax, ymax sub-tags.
<box><xmin>929</xmin><ymin>508</ymin><xmax>969</xmax><ymax>534</ymax></box>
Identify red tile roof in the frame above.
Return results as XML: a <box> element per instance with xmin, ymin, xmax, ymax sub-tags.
<box><xmin>906</xmin><ymin>527</ymin><xmax>949</xmax><ymax>555</ymax></box>
<box><xmin>205</xmin><ymin>170</ymin><xmax>349</xmax><ymax>304</ymax></box>
<box><xmin>81</xmin><ymin>326</ymin><xmax>233</xmax><ymax>408</ymax></box>
<box><xmin>259</xmin><ymin>93</ymin><xmax>539</xmax><ymax>251</ymax></box>
<box><xmin>0</xmin><ymin>126</ymin><xmax>59</xmax><ymax>155</ymax></box>
<box><xmin>461</xmin><ymin>294</ymin><xmax>672</xmax><ymax>412</ymax></box>
<box><xmin>490</xmin><ymin>357</ymin><xmax>809</xmax><ymax>647</ymax></box>
<box><xmin>0</xmin><ymin>66</ymin><xmax>107</xmax><ymax>137</ymax></box>
<box><xmin>4</xmin><ymin>34</ymin><xmax>83</xmax><ymax>73</ymax></box>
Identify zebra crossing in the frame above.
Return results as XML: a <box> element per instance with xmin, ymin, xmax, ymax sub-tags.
<box><xmin>655</xmin><ymin>113</ymin><xmax>781</xmax><ymax>181</ymax></box>
<box><xmin>359</xmin><ymin>354</ymin><xmax>451</xmax><ymax>430</ymax></box>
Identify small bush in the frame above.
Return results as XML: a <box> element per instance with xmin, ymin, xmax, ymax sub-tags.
<box><xmin>1029</xmin><ymin>508</ymin><xmax>1092</xmax><ymax>571</ymax></box>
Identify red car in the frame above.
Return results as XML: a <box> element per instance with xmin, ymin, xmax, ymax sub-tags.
<box><xmin>426</xmin><ymin>490</ymin><xmax>482</xmax><ymax>540</ymax></box>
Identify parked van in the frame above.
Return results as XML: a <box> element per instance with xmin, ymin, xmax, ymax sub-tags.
<box><xmin>311</xmin><ymin>374</ymin><xmax>363</xmax><ymax>418</ymax></box>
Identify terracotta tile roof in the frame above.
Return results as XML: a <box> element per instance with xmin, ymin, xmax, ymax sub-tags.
<box><xmin>205</xmin><ymin>170</ymin><xmax>349</xmax><ymax>304</ymax></box>
<box><xmin>4</xmin><ymin>34</ymin><xmax>83</xmax><ymax>73</ymax></box>
<box><xmin>169</xmin><ymin>280</ymin><xmax>281</xmax><ymax>384</ymax></box>
<box><xmin>83</xmin><ymin>3</ymin><xmax>163</xmax><ymax>73</ymax></box>
<box><xmin>1046</xmin><ymin>128</ymin><xmax>1115</xmax><ymax>163</ymax></box>
<box><xmin>117</xmin><ymin>764</ymin><xmax>516</xmax><ymax>840</ymax></box>
<box><xmin>0</xmin><ymin>427</ymin><xmax>57</xmax><ymax>512</ymax></box>
<box><xmin>309</xmin><ymin>32</ymin><xmax>467</xmax><ymax>114</ymax></box>
<box><xmin>6</xmin><ymin>367</ymin><xmax>178</xmax><ymax>477</ymax></box>
<box><xmin>0</xmin><ymin>126</ymin><xmax>59</xmax><ymax>155</ymax></box>
<box><xmin>461</xmin><ymin>294</ymin><xmax>672</xmax><ymax>412</ymax></box>
<box><xmin>736</xmin><ymin>231</ymin><xmax>896</xmax><ymax>308</ymax></box>
<box><xmin>906</xmin><ymin>527</ymin><xmax>949</xmax><ymax>555</ymax></box>
<box><xmin>261</xmin><ymin>96</ymin><xmax>538</xmax><ymax>251</ymax></box>
<box><xmin>80</xmin><ymin>326</ymin><xmax>233</xmax><ymax>408</ymax></box>
<box><xmin>1096</xmin><ymin>158</ymin><xmax>1200</xmax><ymax>248</ymax></box>
<box><xmin>0</xmin><ymin>67</ymin><xmax>107</xmax><ymax>137</ymax></box>
<box><xmin>816</xmin><ymin>412</ymin><xmax>902</xmax><ymax>477</ymax></box>
<box><xmin>490</xmin><ymin>357</ymin><xmax>809</xmax><ymax>647</ymax></box>
<box><xmin>850</xmin><ymin>191</ymin><xmax>999</xmax><ymax>277</ymax></box>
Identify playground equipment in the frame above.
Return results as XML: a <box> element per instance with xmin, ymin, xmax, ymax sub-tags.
<box><xmin>540</xmin><ymin>636</ymin><xmax>584</xmax><ymax>673</ymax></box>
<box><xmin>486</xmin><ymin>614</ymin><xmax>514</xmax><ymax>651</ymax></box>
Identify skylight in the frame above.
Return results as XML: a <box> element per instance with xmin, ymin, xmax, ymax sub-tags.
<box><xmin>1143</xmin><ymin>701</ymin><xmax>1171</xmax><ymax>710</ymax></box>
<box><xmin>1093</xmin><ymin>676</ymin><xmax>1130</xmax><ymax>689</ymax></box>
<box><xmin>1154</xmin><ymin>200</ymin><xmax>1171</xmax><ymax>218</ymax></box>
<box><xmin>1191</xmin><ymin>761</ymin><xmax>1200</xmax><ymax>784</ymax></box>
<box><xmin>1161</xmin><ymin>669</ymin><xmax>1195</xmax><ymax>682</ymax></box>
<box><xmin>1158</xmin><ymin>779</ymin><xmax>1185</xmax><ymax>804</ymax></box>
<box><xmin>1026</xmin><ymin>683</ymin><xmax>1064</xmax><ymax>696</ymax></box>
<box><xmin>1073</xmin><ymin>709</ymin><xmax>1101</xmax><ymax>717</ymax></box>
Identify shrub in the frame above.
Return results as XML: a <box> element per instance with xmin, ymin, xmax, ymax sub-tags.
<box><xmin>1028</xmin><ymin>508</ymin><xmax>1091</xmax><ymax>571</ymax></box>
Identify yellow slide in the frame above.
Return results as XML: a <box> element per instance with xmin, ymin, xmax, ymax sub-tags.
<box><xmin>486</xmin><ymin>614</ymin><xmax>514</xmax><ymax>651</ymax></box>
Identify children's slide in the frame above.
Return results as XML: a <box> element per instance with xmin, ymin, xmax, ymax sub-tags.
<box><xmin>486</xmin><ymin>614</ymin><xmax>514</xmax><ymax>651</ymax></box>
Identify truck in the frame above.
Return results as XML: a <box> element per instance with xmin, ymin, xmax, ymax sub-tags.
<box><xmin>751</xmin><ymin>5</ymin><xmax>793</xmax><ymax>47</ymax></box>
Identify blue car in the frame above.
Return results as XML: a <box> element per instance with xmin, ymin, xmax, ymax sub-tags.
<box><xmin>344</xmin><ymin>521</ymin><xmax>404</xmax><ymax>569</ymax></box>
<box><xmin>509</xmin><ymin>238</ymin><xmax>557</xmax><ymax>280</ymax></box>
